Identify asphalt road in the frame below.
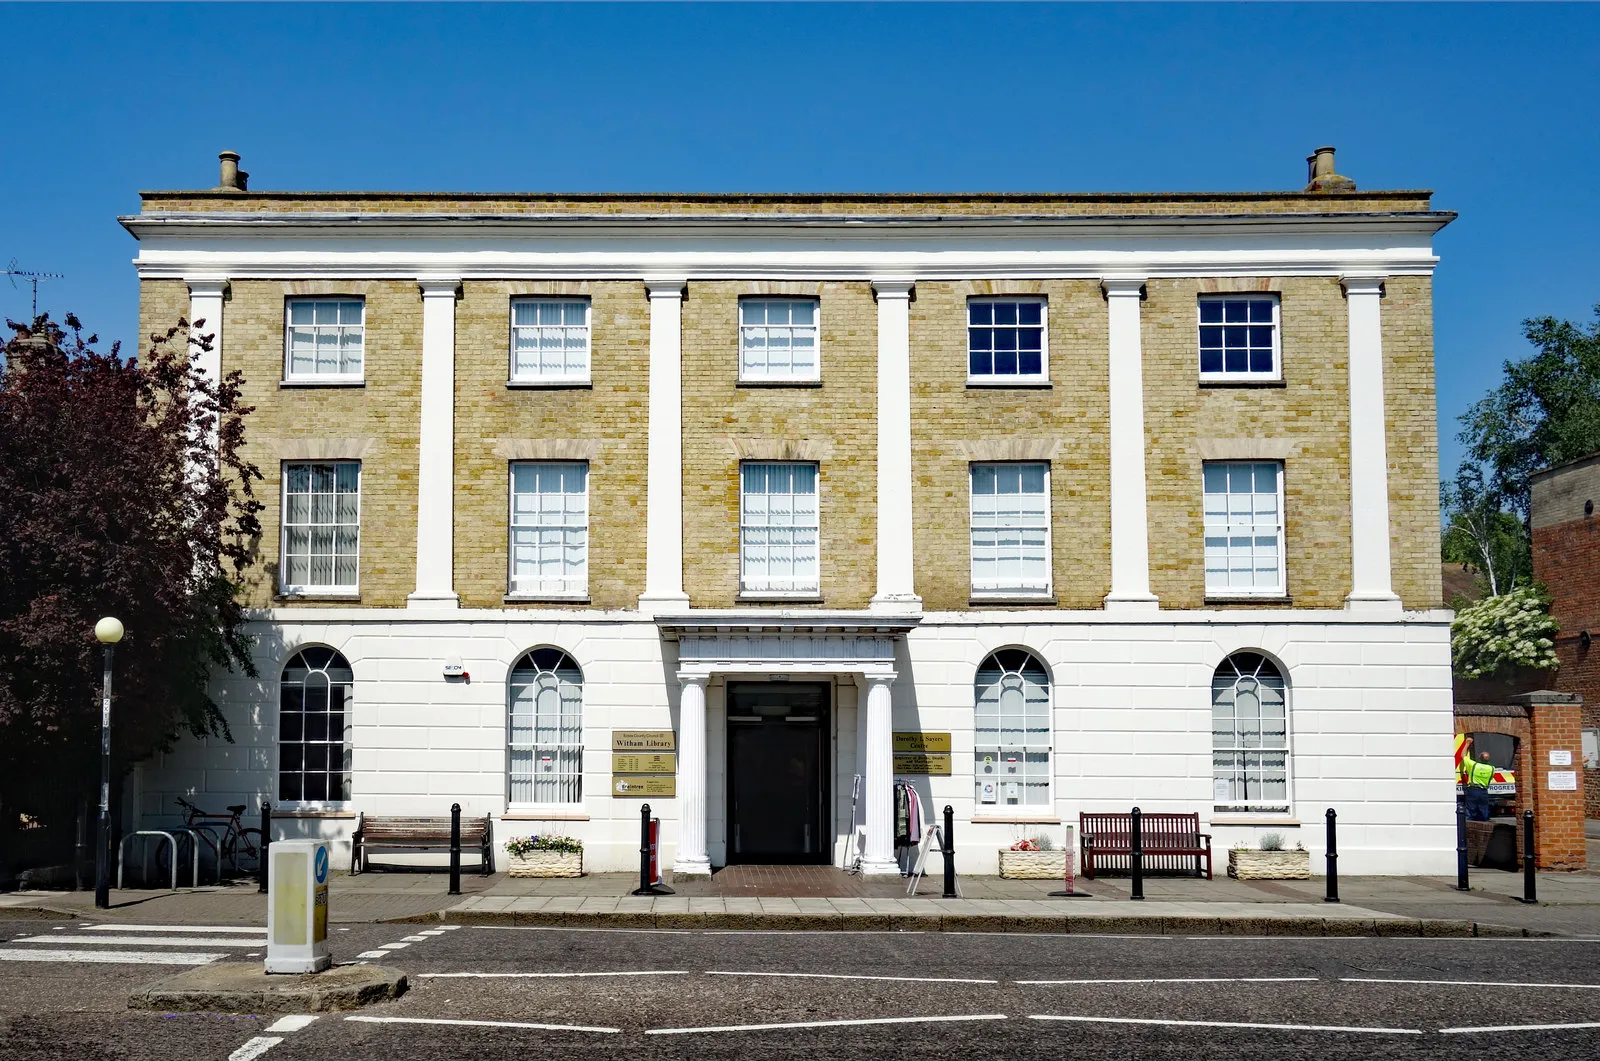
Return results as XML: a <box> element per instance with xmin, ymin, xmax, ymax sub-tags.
<box><xmin>4</xmin><ymin>921</ymin><xmax>1600</xmax><ymax>1060</ymax></box>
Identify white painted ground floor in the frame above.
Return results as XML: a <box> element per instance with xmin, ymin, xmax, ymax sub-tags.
<box><xmin>129</xmin><ymin>608</ymin><xmax>1458</xmax><ymax>876</ymax></box>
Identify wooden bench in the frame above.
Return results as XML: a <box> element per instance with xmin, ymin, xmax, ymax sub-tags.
<box><xmin>351</xmin><ymin>813</ymin><xmax>494</xmax><ymax>875</ymax></box>
<box><xmin>1080</xmin><ymin>811</ymin><xmax>1212</xmax><ymax>880</ymax></box>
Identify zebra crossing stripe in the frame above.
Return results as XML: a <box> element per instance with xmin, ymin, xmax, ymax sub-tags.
<box><xmin>81</xmin><ymin>924</ymin><xmax>265</xmax><ymax>935</ymax></box>
<box><xmin>14</xmin><ymin>935</ymin><xmax>262</xmax><ymax>948</ymax></box>
<box><xmin>0</xmin><ymin>948</ymin><xmax>224</xmax><ymax>965</ymax></box>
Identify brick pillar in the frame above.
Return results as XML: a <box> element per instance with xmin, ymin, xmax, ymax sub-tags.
<box><xmin>1510</xmin><ymin>691</ymin><xmax>1587</xmax><ymax>869</ymax></box>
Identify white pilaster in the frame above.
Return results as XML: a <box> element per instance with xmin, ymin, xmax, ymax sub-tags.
<box><xmin>408</xmin><ymin>278</ymin><xmax>460</xmax><ymax>609</ymax></box>
<box><xmin>1342</xmin><ymin>276</ymin><xmax>1400</xmax><ymax>611</ymax></box>
<box><xmin>639</xmin><ymin>279</ymin><xmax>691</xmax><ymax>616</ymax></box>
<box><xmin>673</xmin><ymin>675</ymin><xmax>711</xmax><ymax>877</ymax></box>
<box><xmin>871</xmin><ymin>280</ymin><xmax>921</xmax><ymax>613</ymax></box>
<box><xmin>1102</xmin><ymin>278</ymin><xmax>1158</xmax><ymax>611</ymax></box>
<box><xmin>860</xmin><ymin>675</ymin><xmax>898</xmax><ymax>875</ymax></box>
<box><xmin>185</xmin><ymin>279</ymin><xmax>227</xmax><ymax>390</ymax></box>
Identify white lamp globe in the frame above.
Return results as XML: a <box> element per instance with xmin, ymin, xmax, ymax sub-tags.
<box><xmin>94</xmin><ymin>617</ymin><xmax>125</xmax><ymax>644</ymax></box>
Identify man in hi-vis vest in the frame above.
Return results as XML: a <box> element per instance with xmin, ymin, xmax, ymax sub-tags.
<box><xmin>1464</xmin><ymin>750</ymin><xmax>1496</xmax><ymax>821</ymax></box>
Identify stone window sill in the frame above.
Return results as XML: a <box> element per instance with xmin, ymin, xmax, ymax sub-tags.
<box><xmin>1199</xmin><ymin>378</ymin><xmax>1287</xmax><ymax>389</ymax></box>
<box><xmin>504</xmin><ymin>594</ymin><xmax>590</xmax><ymax>605</ymax></box>
<box><xmin>280</xmin><ymin>379</ymin><xmax>366</xmax><ymax>389</ymax></box>
<box><xmin>737</xmin><ymin>379</ymin><xmax>824</xmax><ymax>389</ymax></box>
<box><xmin>1205</xmin><ymin>595</ymin><xmax>1292</xmax><ymax>606</ymax></box>
<box><xmin>502</xmin><ymin>810</ymin><xmax>590</xmax><ymax>822</ymax></box>
<box><xmin>972</xmin><ymin>815</ymin><xmax>1062</xmax><ymax>825</ymax></box>
<box><xmin>506</xmin><ymin>379</ymin><xmax>592</xmax><ymax>389</ymax></box>
<box><xmin>969</xmin><ymin>595</ymin><xmax>1056</xmax><ymax>606</ymax></box>
<box><xmin>273</xmin><ymin>809</ymin><xmax>359</xmax><ymax>820</ymax></box>
<box><xmin>276</xmin><ymin>592</ymin><xmax>361</xmax><ymax>603</ymax></box>
<box><xmin>1209</xmin><ymin>814</ymin><xmax>1300</xmax><ymax>827</ymax></box>
<box><xmin>737</xmin><ymin>593</ymin><xmax>825</xmax><ymax>604</ymax></box>
<box><xmin>967</xmin><ymin>378</ymin><xmax>1052</xmax><ymax>390</ymax></box>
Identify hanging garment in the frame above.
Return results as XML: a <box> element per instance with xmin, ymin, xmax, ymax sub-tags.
<box><xmin>894</xmin><ymin>782</ymin><xmax>911</xmax><ymax>848</ymax></box>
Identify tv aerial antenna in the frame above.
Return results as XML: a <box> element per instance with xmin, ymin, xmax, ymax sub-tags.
<box><xmin>5</xmin><ymin>259</ymin><xmax>64</xmax><ymax>318</ymax></box>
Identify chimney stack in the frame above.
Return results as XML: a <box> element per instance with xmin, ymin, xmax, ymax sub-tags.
<box><xmin>216</xmin><ymin>151</ymin><xmax>247</xmax><ymax>192</ymax></box>
<box><xmin>1304</xmin><ymin>146</ymin><xmax>1356</xmax><ymax>193</ymax></box>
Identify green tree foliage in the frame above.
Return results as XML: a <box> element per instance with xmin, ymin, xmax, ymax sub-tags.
<box><xmin>1451</xmin><ymin>586</ymin><xmax>1559</xmax><ymax>679</ymax></box>
<box><xmin>1440</xmin><ymin>466</ymin><xmax>1528</xmax><ymax>598</ymax></box>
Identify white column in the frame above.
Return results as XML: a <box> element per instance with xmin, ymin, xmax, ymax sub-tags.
<box><xmin>860</xmin><ymin>675</ymin><xmax>898</xmax><ymax>875</ymax></box>
<box><xmin>1102</xmin><ymin>278</ymin><xmax>1158</xmax><ymax>611</ymax></box>
<box><xmin>186</xmin><ymin>279</ymin><xmax>227</xmax><ymax>390</ymax></box>
<box><xmin>1342</xmin><ymin>276</ymin><xmax>1400</xmax><ymax>610</ymax></box>
<box><xmin>408</xmin><ymin>278</ymin><xmax>460</xmax><ymax>609</ymax></box>
<box><xmin>639</xmin><ymin>279</ymin><xmax>691</xmax><ymax>615</ymax></box>
<box><xmin>871</xmin><ymin>280</ymin><xmax>921</xmax><ymax>613</ymax></box>
<box><xmin>673</xmin><ymin>675</ymin><xmax>711</xmax><ymax>877</ymax></box>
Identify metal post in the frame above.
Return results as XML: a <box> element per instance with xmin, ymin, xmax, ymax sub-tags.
<box><xmin>95</xmin><ymin>644</ymin><xmax>114</xmax><ymax>909</ymax></box>
<box><xmin>1324</xmin><ymin>808</ymin><xmax>1340</xmax><ymax>903</ymax></box>
<box><xmin>1455</xmin><ymin>801</ymin><xmax>1469</xmax><ymax>892</ymax></box>
<box><xmin>448</xmin><ymin>802</ymin><xmax>462</xmax><ymax>896</ymax></box>
<box><xmin>637</xmin><ymin>802</ymin><xmax>652</xmax><ymax>893</ymax></box>
<box><xmin>1518</xmin><ymin>809</ymin><xmax>1537</xmax><ymax>904</ymax></box>
<box><xmin>1129</xmin><ymin>806</ymin><xmax>1144</xmax><ymax>900</ymax></box>
<box><xmin>74</xmin><ymin>799</ymin><xmax>88</xmax><ymax>892</ymax></box>
<box><xmin>942</xmin><ymin>805</ymin><xmax>956</xmax><ymax>898</ymax></box>
<box><xmin>259</xmin><ymin>801</ymin><xmax>272</xmax><ymax>893</ymax></box>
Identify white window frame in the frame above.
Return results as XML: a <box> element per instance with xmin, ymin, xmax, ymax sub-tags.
<box><xmin>279</xmin><ymin>461</ymin><xmax>361</xmax><ymax>597</ymax></box>
<box><xmin>509</xmin><ymin>298</ymin><xmax>592</xmax><ymax>385</ymax></box>
<box><xmin>507</xmin><ymin>461</ymin><xmax>589</xmax><ymax>599</ymax></box>
<box><xmin>738</xmin><ymin>297</ymin><xmax>821</xmax><ymax>383</ymax></box>
<box><xmin>283</xmin><ymin>298</ymin><xmax>365</xmax><ymax>384</ymax></box>
<box><xmin>1211</xmin><ymin>652</ymin><xmax>1291</xmax><ymax>813</ymax></box>
<box><xmin>1198</xmin><ymin>293</ymin><xmax>1281</xmax><ymax>382</ymax></box>
<box><xmin>507</xmin><ymin>648</ymin><xmax>585</xmax><ymax>809</ymax></box>
<box><xmin>277</xmin><ymin>646</ymin><xmax>354</xmax><ymax>810</ymax></box>
<box><xmin>739</xmin><ymin>461</ymin><xmax>820</xmax><ymax>596</ymax></box>
<box><xmin>969</xmin><ymin>462</ymin><xmax>1052</xmax><ymax>598</ymax></box>
<box><xmin>967</xmin><ymin>295</ymin><xmax>1048</xmax><ymax>385</ymax></box>
<box><xmin>1202</xmin><ymin>460</ymin><xmax>1286</xmax><ymax>598</ymax></box>
<box><xmin>974</xmin><ymin>649</ymin><xmax>1053</xmax><ymax>810</ymax></box>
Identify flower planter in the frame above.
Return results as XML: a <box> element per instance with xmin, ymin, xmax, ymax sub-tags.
<box><xmin>999</xmin><ymin>849</ymin><xmax>1067</xmax><ymax>879</ymax></box>
<box><xmin>507</xmin><ymin>850</ymin><xmax>583</xmax><ymax>878</ymax></box>
<box><xmin>1227</xmin><ymin>848</ymin><xmax>1310</xmax><ymax>880</ymax></box>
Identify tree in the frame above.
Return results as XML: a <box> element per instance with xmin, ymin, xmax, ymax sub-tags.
<box><xmin>1451</xmin><ymin>586</ymin><xmax>1559</xmax><ymax>679</ymax></box>
<box><xmin>1440</xmin><ymin>464</ymin><xmax>1529</xmax><ymax>598</ymax></box>
<box><xmin>0</xmin><ymin>314</ymin><xmax>262</xmax><ymax>872</ymax></box>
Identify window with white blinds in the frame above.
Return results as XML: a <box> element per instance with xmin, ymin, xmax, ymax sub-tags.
<box><xmin>970</xmin><ymin>462</ymin><xmax>1051</xmax><ymax>595</ymax></box>
<box><xmin>509</xmin><ymin>462</ymin><xmax>588</xmax><ymax>597</ymax></box>
<box><xmin>285</xmin><ymin>299</ymin><xmax>364</xmax><ymax>381</ymax></box>
<box><xmin>1212</xmin><ymin>652</ymin><xmax>1290</xmax><ymax>812</ymax></box>
<box><xmin>281</xmin><ymin>461</ymin><xmax>360</xmax><ymax>594</ymax></box>
<box><xmin>974</xmin><ymin>649</ymin><xmax>1051</xmax><ymax>808</ymax></box>
<box><xmin>511</xmin><ymin>299</ymin><xmax>591</xmax><ymax>382</ymax></box>
<box><xmin>1202</xmin><ymin>461</ymin><xmax>1285</xmax><ymax>596</ymax></box>
<box><xmin>740</xmin><ymin>462</ymin><xmax>819</xmax><ymax>593</ymax></box>
<box><xmin>508</xmin><ymin>648</ymin><xmax>584</xmax><ymax>806</ymax></box>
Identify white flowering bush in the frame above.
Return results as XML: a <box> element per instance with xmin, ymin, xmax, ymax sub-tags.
<box><xmin>1451</xmin><ymin>586</ymin><xmax>1559</xmax><ymax>679</ymax></box>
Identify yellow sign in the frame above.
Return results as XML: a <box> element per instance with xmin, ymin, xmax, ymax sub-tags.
<box><xmin>613</xmin><ymin>774</ymin><xmax>677</xmax><ymax>798</ymax></box>
<box><xmin>894</xmin><ymin>732</ymin><xmax>952</xmax><ymax>754</ymax></box>
<box><xmin>313</xmin><ymin>884</ymin><xmax>328</xmax><ymax>941</ymax></box>
<box><xmin>894</xmin><ymin>752</ymin><xmax>953</xmax><ymax>776</ymax></box>
<box><xmin>613</xmin><ymin>730</ymin><xmax>677</xmax><ymax>752</ymax></box>
<box><xmin>612</xmin><ymin>752</ymin><xmax>677</xmax><ymax>774</ymax></box>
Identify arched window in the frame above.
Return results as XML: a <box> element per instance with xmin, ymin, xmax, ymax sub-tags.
<box><xmin>509</xmin><ymin>648</ymin><xmax>584</xmax><ymax>805</ymax></box>
<box><xmin>974</xmin><ymin>649</ymin><xmax>1050</xmax><ymax>808</ymax></box>
<box><xmin>279</xmin><ymin>647</ymin><xmax>353</xmax><ymax>803</ymax></box>
<box><xmin>1212</xmin><ymin>652</ymin><xmax>1289</xmax><ymax>811</ymax></box>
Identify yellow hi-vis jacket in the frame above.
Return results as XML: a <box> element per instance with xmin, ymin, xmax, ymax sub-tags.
<box><xmin>1466</xmin><ymin>759</ymin><xmax>1497</xmax><ymax>789</ymax></box>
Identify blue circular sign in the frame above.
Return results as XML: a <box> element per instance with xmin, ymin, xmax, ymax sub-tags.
<box><xmin>314</xmin><ymin>846</ymin><xmax>329</xmax><ymax>883</ymax></box>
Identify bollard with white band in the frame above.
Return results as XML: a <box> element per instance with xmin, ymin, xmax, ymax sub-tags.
<box><xmin>266</xmin><ymin>839</ymin><xmax>331</xmax><ymax>974</ymax></box>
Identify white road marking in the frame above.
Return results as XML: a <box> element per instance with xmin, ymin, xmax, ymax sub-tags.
<box><xmin>707</xmin><ymin>970</ymin><xmax>999</xmax><ymax>985</ymax></box>
<box><xmin>418</xmin><ymin>930</ymin><xmax>446</xmax><ymax>936</ymax></box>
<box><xmin>263</xmin><ymin>1015</ymin><xmax>318</xmax><ymax>1033</ymax></box>
<box><xmin>355</xmin><ymin>951</ymin><xmax>390</xmax><ymax>959</ymax></box>
<box><xmin>15</xmin><ymin>935</ymin><xmax>262</xmax><ymax>948</ymax></box>
<box><xmin>419</xmin><ymin>970</ymin><xmax>688</xmax><ymax>979</ymax></box>
<box><xmin>1029</xmin><ymin>1015</ymin><xmax>1421</xmax><ymax>1035</ymax></box>
<box><xmin>1017</xmin><ymin>976</ymin><xmax>1318</xmax><ymax>986</ymax></box>
<box><xmin>81</xmin><ymin>924</ymin><xmax>266</xmax><ymax>935</ymax></box>
<box><xmin>399</xmin><ymin>935</ymin><xmax>429</xmax><ymax>942</ymax></box>
<box><xmin>1441</xmin><ymin>1021</ymin><xmax>1600</xmax><ymax>1034</ymax></box>
<box><xmin>646</xmin><ymin>1014</ymin><xmax>1009</xmax><ymax>1036</ymax></box>
<box><xmin>1344</xmin><ymin>977</ymin><xmax>1600</xmax><ymax>990</ymax></box>
<box><xmin>439</xmin><ymin>925</ymin><xmax>463</xmax><ymax>930</ymax></box>
<box><xmin>227</xmin><ymin>1037</ymin><xmax>283</xmax><ymax>1061</ymax></box>
<box><xmin>379</xmin><ymin>942</ymin><xmax>409</xmax><ymax>950</ymax></box>
<box><xmin>0</xmin><ymin>948</ymin><xmax>223</xmax><ymax>965</ymax></box>
<box><xmin>346</xmin><ymin>1015</ymin><xmax>619</xmax><ymax>1034</ymax></box>
<box><xmin>469</xmin><ymin>925</ymin><xmax>692</xmax><ymax>936</ymax></box>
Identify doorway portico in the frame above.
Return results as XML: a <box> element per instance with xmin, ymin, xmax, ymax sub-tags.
<box><xmin>658</xmin><ymin>614</ymin><xmax>919</xmax><ymax>877</ymax></box>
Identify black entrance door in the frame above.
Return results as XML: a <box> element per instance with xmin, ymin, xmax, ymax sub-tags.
<box><xmin>726</xmin><ymin>682</ymin><xmax>828</xmax><ymax>864</ymax></box>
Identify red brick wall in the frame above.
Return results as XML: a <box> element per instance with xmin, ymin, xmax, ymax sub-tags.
<box><xmin>1532</xmin><ymin>514</ymin><xmax>1600</xmax><ymax>822</ymax></box>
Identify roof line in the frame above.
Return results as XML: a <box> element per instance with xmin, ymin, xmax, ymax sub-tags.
<box><xmin>137</xmin><ymin>189</ymin><xmax>1434</xmax><ymax>204</ymax></box>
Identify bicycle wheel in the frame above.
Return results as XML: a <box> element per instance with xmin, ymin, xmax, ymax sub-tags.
<box><xmin>230</xmin><ymin>828</ymin><xmax>264</xmax><ymax>878</ymax></box>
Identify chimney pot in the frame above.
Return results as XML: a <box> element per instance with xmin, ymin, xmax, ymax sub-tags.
<box><xmin>1304</xmin><ymin>145</ymin><xmax>1356</xmax><ymax>193</ymax></box>
<box><xmin>217</xmin><ymin>151</ymin><xmax>242</xmax><ymax>191</ymax></box>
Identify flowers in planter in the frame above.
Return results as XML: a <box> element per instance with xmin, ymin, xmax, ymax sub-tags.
<box><xmin>1008</xmin><ymin>835</ymin><xmax>1055</xmax><ymax>852</ymax></box>
<box><xmin>504</xmin><ymin>834</ymin><xmax>583</xmax><ymax>858</ymax></box>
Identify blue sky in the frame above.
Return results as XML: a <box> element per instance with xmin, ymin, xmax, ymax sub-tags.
<box><xmin>3</xmin><ymin>2</ymin><xmax>1597</xmax><ymax>479</ymax></box>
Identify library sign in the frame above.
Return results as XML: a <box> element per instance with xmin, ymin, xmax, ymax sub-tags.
<box><xmin>612</xmin><ymin>731</ymin><xmax>677</xmax><ymax>797</ymax></box>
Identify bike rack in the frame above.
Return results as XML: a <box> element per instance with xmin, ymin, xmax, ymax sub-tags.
<box><xmin>117</xmin><ymin>830</ymin><xmax>189</xmax><ymax>891</ymax></box>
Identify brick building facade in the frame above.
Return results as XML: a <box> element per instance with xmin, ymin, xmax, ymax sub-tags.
<box><xmin>122</xmin><ymin>148</ymin><xmax>1459</xmax><ymax>875</ymax></box>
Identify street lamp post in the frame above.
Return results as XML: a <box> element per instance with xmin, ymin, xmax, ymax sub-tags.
<box><xmin>93</xmin><ymin>616</ymin><xmax>123</xmax><ymax>909</ymax></box>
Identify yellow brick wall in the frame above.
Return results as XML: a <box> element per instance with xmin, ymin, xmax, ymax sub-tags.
<box><xmin>221</xmin><ymin>280</ymin><xmax>422</xmax><ymax>608</ymax></box>
<box><xmin>909</xmin><ymin>281</ymin><xmax>1112</xmax><ymax>610</ymax></box>
<box><xmin>453</xmin><ymin>281</ymin><xmax>648</xmax><ymax>609</ymax></box>
<box><xmin>680</xmin><ymin>281</ymin><xmax>877</xmax><ymax>608</ymax></box>
<box><xmin>1143</xmin><ymin>277</ymin><xmax>1353</xmax><ymax>609</ymax></box>
<box><xmin>1383</xmin><ymin>275</ymin><xmax>1442</xmax><ymax>610</ymax></box>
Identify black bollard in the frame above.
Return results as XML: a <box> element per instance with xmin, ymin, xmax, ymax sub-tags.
<box><xmin>259</xmin><ymin>801</ymin><xmax>272</xmax><ymax>893</ymax></box>
<box><xmin>75</xmin><ymin>799</ymin><xmax>88</xmax><ymax>892</ymax></box>
<box><xmin>631</xmin><ymin>803</ymin><xmax>674</xmax><ymax>896</ymax></box>
<box><xmin>1455</xmin><ymin>801</ymin><xmax>1469</xmax><ymax>892</ymax></box>
<box><xmin>448</xmin><ymin>802</ymin><xmax>462</xmax><ymax>896</ymax></box>
<box><xmin>942</xmin><ymin>805</ymin><xmax>957</xmax><ymax>898</ymax></box>
<box><xmin>1518</xmin><ymin>809</ymin><xmax>1537</xmax><ymax>904</ymax></box>
<box><xmin>1130</xmin><ymin>807</ymin><xmax>1144</xmax><ymax>900</ymax></box>
<box><xmin>1324</xmin><ymin>808</ymin><xmax>1340</xmax><ymax>903</ymax></box>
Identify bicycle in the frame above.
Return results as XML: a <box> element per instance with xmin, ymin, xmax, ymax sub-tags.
<box><xmin>175</xmin><ymin>796</ymin><xmax>264</xmax><ymax>880</ymax></box>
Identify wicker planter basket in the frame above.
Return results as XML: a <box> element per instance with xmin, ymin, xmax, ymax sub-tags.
<box><xmin>507</xmin><ymin>851</ymin><xmax>583</xmax><ymax>878</ymax></box>
<box><xmin>999</xmin><ymin>849</ymin><xmax>1068</xmax><ymax>879</ymax></box>
<box><xmin>1227</xmin><ymin>848</ymin><xmax>1310</xmax><ymax>880</ymax></box>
